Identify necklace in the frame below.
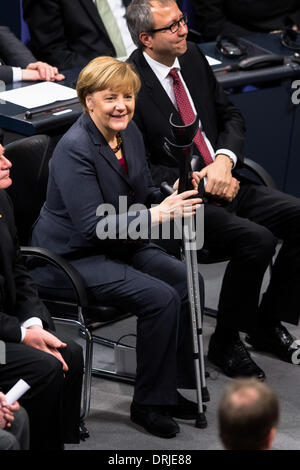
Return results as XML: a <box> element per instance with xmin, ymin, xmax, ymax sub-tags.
<box><xmin>111</xmin><ymin>133</ymin><xmax>122</xmax><ymax>153</ymax></box>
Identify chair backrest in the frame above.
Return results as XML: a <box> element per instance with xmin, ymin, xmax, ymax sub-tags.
<box><xmin>5</xmin><ymin>134</ymin><xmax>52</xmax><ymax>245</ymax></box>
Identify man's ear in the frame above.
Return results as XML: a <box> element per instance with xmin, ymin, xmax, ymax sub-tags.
<box><xmin>139</xmin><ymin>31</ymin><xmax>153</xmax><ymax>49</ymax></box>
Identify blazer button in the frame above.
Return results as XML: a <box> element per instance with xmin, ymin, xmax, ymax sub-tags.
<box><xmin>129</xmin><ymin>190</ymin><xmax>135</xmax><ymax>197</ymax></box>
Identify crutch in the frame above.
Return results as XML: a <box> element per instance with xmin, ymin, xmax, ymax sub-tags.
<box><xmin>161</xmin><ymin>113</ymin><xmax>209</xmax><ymax>429</ymax></box>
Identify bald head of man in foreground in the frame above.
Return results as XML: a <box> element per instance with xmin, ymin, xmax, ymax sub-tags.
<box><xmin>218</xmin><ymin>378</ymin><xmax>280</xmax><ymax>450</ymax></box>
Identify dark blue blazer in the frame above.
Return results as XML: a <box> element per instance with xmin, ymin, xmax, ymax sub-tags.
<box><xmin>31</xmin><ymin>114</ymin><xmax>163</xmax><ymax>288</ymax></box>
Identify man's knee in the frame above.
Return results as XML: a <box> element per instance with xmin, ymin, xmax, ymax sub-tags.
<box><xmin>60</xmin><ymin>340</ymin><xmax>84</xmax><ymax>374</ymax></box>
<box><xmin>37</xmin><ymin>351</ymin><xmax>64</xmax><ymax>382</ymax></box>
<box><xmin>240</xmin><ymin>225</ymin><xmax>277</xmax><ymax>264</ymax></box>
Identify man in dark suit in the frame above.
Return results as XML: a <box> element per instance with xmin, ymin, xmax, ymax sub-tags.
<box><xmin>22</xmin><ymin>0</ymin><xmax>136</xmax><ymax>70</ymax></box>
<box><xmin>0</xmin><ymin>143</ymin><xmax>84</xmax><ymax>449</ymax></box>
<box><xmin>0</xmin><ymin>26</ymin><xmax>64</xmax><ymax>84</ymax></box>
<box><xmin>126</xmin><ymin>0</ymin><xmax>300</xmax><ymax>380</ymax></box>
<box><xmin>192</xmin><ymin>0</ymin><xmax>300</xmax><ymax>41</ymax></box>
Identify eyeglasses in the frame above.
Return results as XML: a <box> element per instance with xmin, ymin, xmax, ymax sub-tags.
<box><xmin>149</xmin><ymin>13</ymin><xmax>188</xmax><ymax>34</ymax></box>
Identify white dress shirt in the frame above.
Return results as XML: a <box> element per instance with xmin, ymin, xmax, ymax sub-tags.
<box><xmin>20</xmin><ymin>317</ymin><xmax>43</xmax><ymax>342</ymax></box>
<box><xmin>143</xmin><ymin>52</ymin><xmax>237</xmax><ymax>167</ymax></box>
<box><xmin>12</xmin><ymin>67</ymin><xmax>22</xmax><ymax>82</ymax></box>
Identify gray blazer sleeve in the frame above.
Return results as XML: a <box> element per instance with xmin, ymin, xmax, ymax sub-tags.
<box><xmin>0</xmin><ymin>26</ymin><xmax>37</xmax><ymax>83</ymax></box>
<box><xmin>0</xmin><ymin>65</ymin><xmax>13</xmax><ymax>84</ymax></box>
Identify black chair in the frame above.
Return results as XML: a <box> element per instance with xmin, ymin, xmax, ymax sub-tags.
<box><xmin>5</xmin><ymin>134</ymin><xmax>136</xmax><ymax>420</ymax></box>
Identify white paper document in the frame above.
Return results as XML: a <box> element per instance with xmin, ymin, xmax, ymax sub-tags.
<box><xmin>205</xmin><ymin>55</ymin><xmax>222</xmax><ymax>66</ymax></box>
<box><xmin>5</xmin><ymin>379</ymin><xmax>31</xmax><ymax>405</ymax></box>
<box><xmin>0</xmin><ymin>82</ymin><xmax>77</xmax><ymax>109</ymax></box>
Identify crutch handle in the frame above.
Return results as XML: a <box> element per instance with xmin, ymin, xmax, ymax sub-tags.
<box><xmin>160</xmin><ymin>181</ymin><xmax>175</xmax><ymax>197</ymax></box>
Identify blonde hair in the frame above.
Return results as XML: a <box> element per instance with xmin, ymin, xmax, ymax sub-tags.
<box><xmin>76</xmin><ymin>56</ymin><xmax>141</xmax><ymax>113</ymax></box>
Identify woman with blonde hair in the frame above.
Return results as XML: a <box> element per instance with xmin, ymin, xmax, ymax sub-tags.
<box><xmin>31</xmin><ymin>56</ymin><xmax>204</xmax><ymax>439</ymax></box>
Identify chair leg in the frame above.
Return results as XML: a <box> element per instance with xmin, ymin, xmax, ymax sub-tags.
<box><xmin>91</xmin><ymin>334</ymin><xmax>136</xmax><ymax>384</ymax></box>
<box><xmin>52</xmin><ymin>317</ymin><xmax>93</xmax><ymax>420</ymax></box>
<box><xmin>80</xmin><ymin>326</ymin><xmax>93</xmax><ymax>420</ymax></box>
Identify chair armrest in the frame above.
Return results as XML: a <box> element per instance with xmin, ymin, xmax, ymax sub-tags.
<box><xmin>243</xmin><ymin>158</ymin><xmax>277</xmax><ymax>188</ymax></box>
<box><xmin>20</xmin><ymin>246</ymin><xmax>88</xmax><ymax>309</ymax></box>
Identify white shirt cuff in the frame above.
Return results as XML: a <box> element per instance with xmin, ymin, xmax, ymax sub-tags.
<box><xmin>20</xmin><ymin>317</ymin><xmax>43</xmax><ymax>342</ymax></box>
<box><xmin>22</xmin><ymin>317</ymin><xmax>43</xmax><ymax>329</ymax></box>
<box><xmin>12</xmin><ymin>67</ymin><xmax>22</xmax><ymax>82</ymax></box>
<box><xmin>215</xmin><ymin>149</ymin><xmax>237</xmax><ymax>168</ymax></box>
<box><xmin>20</xmin><ymin>327</ymin><xmax>26</xmax><ymax>342</ymax></box>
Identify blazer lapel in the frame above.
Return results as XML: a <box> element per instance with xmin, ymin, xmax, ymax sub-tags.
<box><xmin>83</xmin><ymin>114</ymin><xmax>134</xmax><ymax>189</ymax></box>
<box><xmin>99</xmin><ymin>140</ymin><xmax>133</xmax><ymax>187</ymax></box>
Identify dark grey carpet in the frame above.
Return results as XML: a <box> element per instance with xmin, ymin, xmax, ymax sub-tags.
<box><xmin>65</xmin><ymin>261</ymin><xmax>300</xmax><ymax>451</ymax></box>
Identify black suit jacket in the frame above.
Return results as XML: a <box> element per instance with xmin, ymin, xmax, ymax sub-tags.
<box><xmin>193</xmin><ymin>0</ymin><xmax>300</xmax><ymax>41</ymax></box>
<box><xmin>22</xmin><ymin>0</ymin><xmax>131</xmax><ymax>70</ymax></box>
<box><xmin>129</xmin><ymin>43</ymin><xmax>245</xmax><ymax>186</ymax></box>
<box><xmin>0</xmin><ymin>26</ymin><xmax>36</xmax><ymax>83</ymax></box>
<box><xmin>0</xmin><ymin>190</ymin><xmax>53</xmax><ymax>343</ymax></box>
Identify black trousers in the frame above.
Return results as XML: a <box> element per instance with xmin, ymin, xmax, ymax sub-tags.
<box><xmin>88</xmin><ymin>245</ymin><xmax>204</xmax><ymax>406</ymax></box>
<box><xmin>203</xmin><ymin>179</ymin><xmax>300</xmax><ymax>332</ymax></box>
<box><xmin>0</xmin><ymin>337</ymin><xmax>83</xmax><ymax>450</ymax></box>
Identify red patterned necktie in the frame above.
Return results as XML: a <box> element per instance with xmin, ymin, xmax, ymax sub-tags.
<box><xmin>169</xmin><ymin>68</ymin><xmax>213</xmax><ymax>166</ymax></box>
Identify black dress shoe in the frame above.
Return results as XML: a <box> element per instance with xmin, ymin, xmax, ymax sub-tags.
<box><xmin>168</xmin><ymin>392</ymin><xmax>206</xmax><ymax>420</ymax></box>
<box><xmin>207</xmin><ymin>334</ymin><xmax>266</xmax><ymax>380</ymax></box>
<box><xmin>130</xmin><ymin>401</ymin><xmax>179</xmax><ymax>438</ymax></box>
<box><xmin>246</xmin><ymin>323</ymin><xmax>300</xmax><ymax>364</ymax></box>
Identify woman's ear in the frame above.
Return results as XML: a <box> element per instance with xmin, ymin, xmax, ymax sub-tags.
<box><xmin>85</xmin><ymin>94</ymin><xmax>94</xmax><ymax>113</ymax></box>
